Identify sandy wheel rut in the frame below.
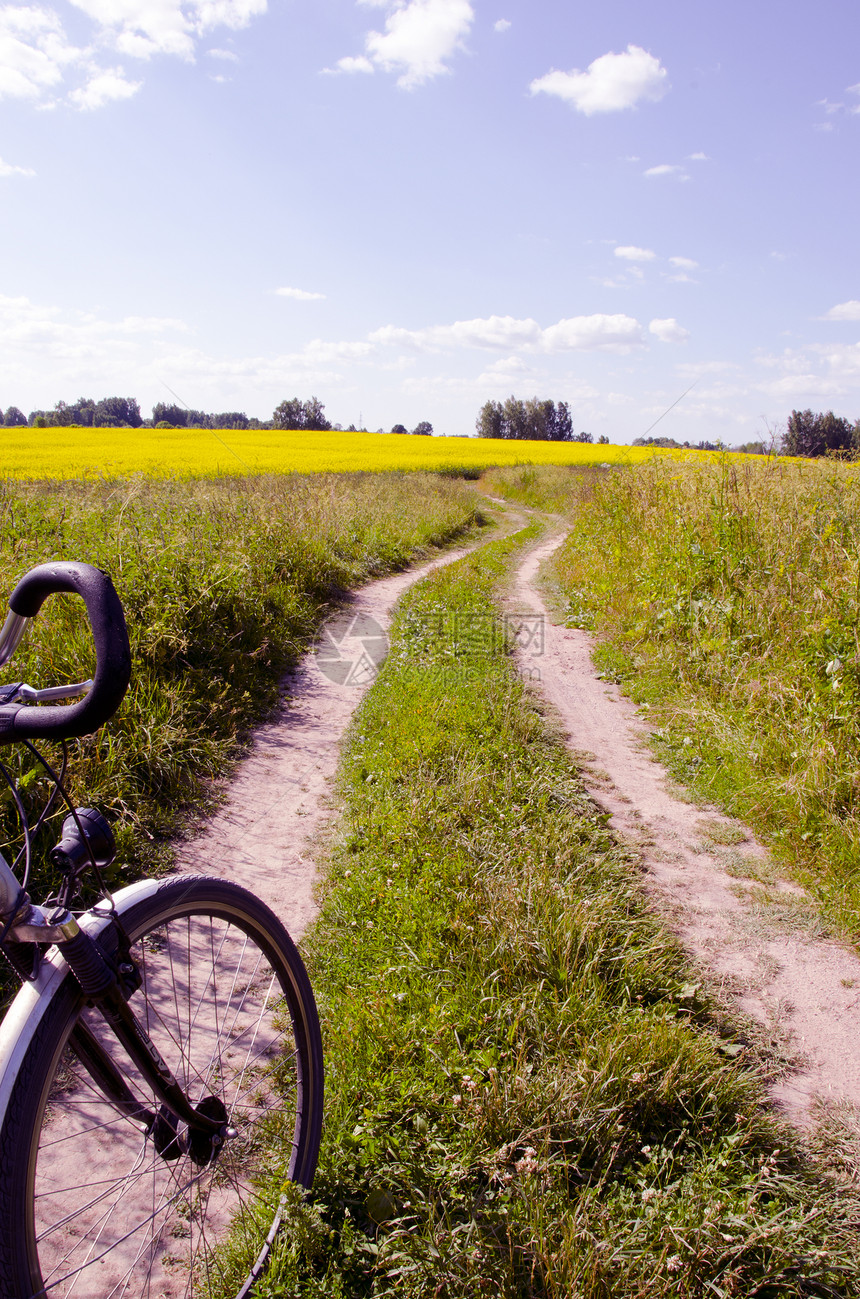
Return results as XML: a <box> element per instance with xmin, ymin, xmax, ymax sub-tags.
<box><xmin>511</xmin><ymin>529</ymin><xmax>860</xmax><ymax>1133</ymax></box>
<box><xmin>175</xmin><ymin>543</ymin><xmax>475</xmax><ymax>939</ymax></box>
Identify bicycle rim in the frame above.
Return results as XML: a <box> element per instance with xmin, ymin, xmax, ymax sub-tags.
<box><xmin>6</xmin><ymin>877</ymin><xmax>322</xmax><ymax>1298</ymax></box>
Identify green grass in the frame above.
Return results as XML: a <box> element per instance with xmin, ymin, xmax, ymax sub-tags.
<box><xmin>0</xmin><ymin>471</ymin><xmax>485</xmax><ymax>905</ymax></box>
<box><xmin>235</xmin><ymin>523</ymin><xmax>860</xmax><ymax>1298</ymax></box>
<box><xmin>540</xmin><ymin>454</ymin><xmax>860</xmax><ymax>939</ymax></box>
<box><xmin>481</xmin><ymin>464</ymin><xmax>606</xmax><ymax>514</ymax></box>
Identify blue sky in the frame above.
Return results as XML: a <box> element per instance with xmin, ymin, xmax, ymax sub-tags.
<box><xmin>1</xmin><ymin>0</ymin><xmax>858</xmax><ymax>442</ymax></box>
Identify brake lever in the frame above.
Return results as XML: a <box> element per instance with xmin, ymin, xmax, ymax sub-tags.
<box><xmin>0</xmin><ymin>680</ymin><xmax>92</xmax><ymax>707</ymax></box>
<box><xmin>18</xmin><ymin>681</ymin><xmax>93</xmax><ymax>704</ymax></box>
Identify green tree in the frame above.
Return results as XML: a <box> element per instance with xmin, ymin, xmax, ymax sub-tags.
<box><xmin>476</xmin><ymin>400</ymin><xmax>504</xmax><ymax>438</ymax></box>
<box><xmin>390</xmin><ymin>423</ymin><xmax>408</xmax><ymax>435</ymax></box>
<box><xmin>273</xmin><ymin>398</ymin><xmax>332</xmax><ymax>431</ymax></box>
<box><xmin>211</xmin><ymin>412</ymin><xmax>250</xmax><ymax>429</ymax></box>
<box><xmin>182</xmin><ymin>409</ymin><xmax>209</xmax><ymax>428</ymax></box>
<box><xmin>554</xmin><ymin>401</ymin><xmax>573</xmax><ymax>441</ymax></box>
<box><xmin>476</xmin><ymin>396</ymin><xmax>573</xmax><ymax>440</ymax></box>
<box><xmin>94</xmin><ymin>397</ymin><xmax>142</xmax><ymax>427</ymax></box>
<box><xmin>152</xmin><ymin>403</ymin><xmax>188</xmax><ymax>428</ymax></box>
<box><xmin>3</xmin><ymin>407</ymin><xmax>26</xmax><ymax>427</ymax></box>
<box><xmin>501</xmin><ymin>396</ymin><xmax>528</xmax><ymax>440</ymax></box>
<box><xmin>783</xmin><ymin>408</ymin><xmax>856</xmax><ymax>458</ymax></box>
<box><xmin>301</xmin><ymin>397</ymin><xmax>331</xmax><ymax>430</ymax></box>
<box><xmin>412</xmin><ymin>420</ymin><xmax>433</xmax><ymax>436</ymax></box>
<box><xmin>52</xmin><ymin>398</ymin><xmax>96</xmax><ymax>426</ymax></box>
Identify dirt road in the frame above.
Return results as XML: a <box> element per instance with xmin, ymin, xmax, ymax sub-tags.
<box><xmin>177</xmin><ymin>510</ymin><xmax>860</xmax><ymax>1134</ymax></box>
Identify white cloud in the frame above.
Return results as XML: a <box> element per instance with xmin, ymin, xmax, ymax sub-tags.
<box><xmin>649</xmin><ymin>317</ymin><xmax>690</xmax><ymax>344</ymax></box>
<box><xmin>823</xmin><ymin>343</ymin><xmax>860</xmax><ymax>378</ymax></box>
<box><xmin>614</xmin><ymin>244</ymin><xmax>656</xmax><ymax>262</ymax></box>
<box><xmin>370</xmin><ymin>315</ymin><xmax>540</xmax><ymax>350</ymax></box>
<box><xmin>0</xmin><ymin>293</ymin><xmax>189</xmax><ymax>391</ymax></box>
<box><xmin>1</xmin><ymin>1</ymin><xmax>267</xmax><ymax>108</ymax></box>
<box><xmin>371</xmin><ymin>311</ymin><xmax>646</xmax><ymax>354</ymax></box>
<box><xmin>644</xmin><ymin>163</ymin><xmax>686</xmax><ymax>178</ymax></box>
<box><xmin>275</xmin><ymin>286</ymin><xmax>327</xmax><ymax>301</ymax></box>
<box><xmin>815</xmin><ymin>86</ymin><xmax>860</xmax><ymax>119</ymax></box>
<box><xmin>493</xmin><ymin>18</ymin><xmax>510</xmax><ymax>32</ymax></box>
<box><xmin>530</xmin><ymin>44</ymin><xmax>668</xmax><ymax>116</ymax></box>
<box><xmin>753</xmin><ymin>340</ymin><xmax>860</xmax><ymax>397</ymax></box>
<box><xmin>476</xmin><ymin>354</ymin><xmax>531</xmax><ymax>386</ymax></box>
<box><xmin>677</xmin><ymin>360</ymin><xmax>739</xmax><ymax>376</ymax></box>
<box><xmin>822</xmin><ymin>300</ymin><xmax>860</xmax><ymax>322</ymax></box>
<box><xmin>0</xmin><ymin>293</ymin><xmax>375</xmax><ymax>411</ymax></box>
<box><xmin>334</xmin><ymin>54</ymin><xmax>374</xmax><ymax>74</ymax></box>
<box><xmin>71</xmin><ymin>0</ymin><xmax>266</xmax><ymax>59</ymax></box>
<box><xmin>300</xmin><ymin>338</ymin><xmax>373</xmax><ymax>363</ymax></box>
<box><xmin>542</xmin><ymin>314</ymin><xmax>644</xmax><ymax>352</ymax></box>
<box><xmin>69</xmin><ymin>66</ymin><xmax>141</xmax><ymax>108</ymax></box>
<box><xmin>669</xmin><ymin>256</ymin><xmax>698</xmax><ymax>270</ymax></box>
<box><xmin>0</xmin><ymin>6</ymin><xmax>84</xmax><ymax>100</ymax></box>
<box><xmin>208</xmin><ymin>46</ymin><xmax>238</xmax><ymax>59</ymax></box>
<box><xmin>335</xmin><ymin>0</ymin><xmax>474</xmax><ymax>89</ymax></box>
<box><xmin>688</xmin><ymin>151</ymin><xmax>708</xmax><ymax>161</ymax></box>
<box><xmin>0</xmin><ymin>155</ymin><xmax>35</xmax><ymax>177</ymax></box>
<box><xmin>757</xmin><ymin>373</ymin><xmax>841</xmax><ymax>399</ymax></box>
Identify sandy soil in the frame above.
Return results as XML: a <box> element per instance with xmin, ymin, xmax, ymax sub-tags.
<box><xmin>175</xmin><ymin>542</ymin><xmax>475</xmax><ymax>939</ymax></box>
<box><xmin>511</xmin><ymin>531</ymin><xmax>860</xmax><ymax>1130</ymax></box>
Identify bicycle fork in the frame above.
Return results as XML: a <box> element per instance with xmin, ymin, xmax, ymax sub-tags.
<box><xmin>0</xmin><ymin>852</ymin><xmax>233</xmax><ymax>1166</ymax></box>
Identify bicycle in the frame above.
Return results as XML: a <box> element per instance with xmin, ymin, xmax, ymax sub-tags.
<box><xmin>0</xmin><ymin>561</ymin><xmax>324</xmax><ymax>1297</ymax></box>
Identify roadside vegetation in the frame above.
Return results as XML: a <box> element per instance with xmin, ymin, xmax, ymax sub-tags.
<box><xmin>490</xmin><ymin>457</ymin><xmax>860</xmax><ymax>941</ymax></box>
<box><xmin>233</xmin><ymin>525</ymin><xmax>860</xmax><ymax>1298</ymax></box>
<box><xmin>0</xmin><ymin>471</ymin><xmax>484</xmax><ymax>897</ymax></box>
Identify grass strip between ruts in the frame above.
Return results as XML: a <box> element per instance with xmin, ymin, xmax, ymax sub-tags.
<box><xmin>246</xmin><ymin>523</ymin><xmax>860</xmax><ymax>1298</ymax></box>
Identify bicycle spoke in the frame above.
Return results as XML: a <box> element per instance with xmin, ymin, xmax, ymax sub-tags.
<box><xmin>13</xmin><ymin>887</ymin><xmax>316</xmax><ymax>1297</ymax></box>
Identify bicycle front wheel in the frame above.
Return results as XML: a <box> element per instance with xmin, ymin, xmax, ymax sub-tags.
<box><xmin>0</xmin><ymin>874</ymin><xmax>323</xmax><ymax>1297</ymax></box>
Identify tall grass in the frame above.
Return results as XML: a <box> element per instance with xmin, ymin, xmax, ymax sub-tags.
<box><xmin>549</xmin><ymin>454</ymin><xmax>860</xmax><ymax>937</ymax></box>
<box><xmin>0</xmin><ymin>472</ymin><xmax>484</xmax><ymax>892</ymax></box>
<box><xmin>229</xmin><ymin>524</ymin><xmax>860</xmax><ymax>1298</ymax></box>
<box><xmin>482</xmin><ymin>464</ymin><xmax>607</xmax><ymax>514</ymax></box>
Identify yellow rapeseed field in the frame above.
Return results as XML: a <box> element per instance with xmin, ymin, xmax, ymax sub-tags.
<box><xmin>1</xmin><ymin>426</ymin><xmax>701</xmax><ymax>479</ymax></box>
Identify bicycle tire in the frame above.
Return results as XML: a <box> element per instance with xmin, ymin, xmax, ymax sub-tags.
<box><xmin>0</xmin><ymin>874</ymin><xmax>323</xmax><ymax>1297</ymax></box>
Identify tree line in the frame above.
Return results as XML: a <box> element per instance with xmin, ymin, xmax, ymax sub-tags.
<box><xmin>475</xmin><ymin>396</ymin><xmax>608</xmax><ymax>443</ymax></box>
<box><xmin>0</xmin><ymin>396</ymin><xmax>338</xmax><ymax>431</ymax></box>
<box><xmin>0</xmin><ymin>395</ymin><xmax>441</xmax><ymax>435</ymax></box>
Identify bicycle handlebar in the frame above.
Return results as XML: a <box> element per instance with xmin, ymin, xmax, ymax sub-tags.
<box><xmin>0</xmin><ymin>562</ymin><xmax>131</xmax><ymax>744</ymax></box>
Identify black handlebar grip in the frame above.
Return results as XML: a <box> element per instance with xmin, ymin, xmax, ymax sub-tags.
<box><xmin>5</xmin><ymin>562</ymin><xmax>131</xmax><ymax>741</ymax></box>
